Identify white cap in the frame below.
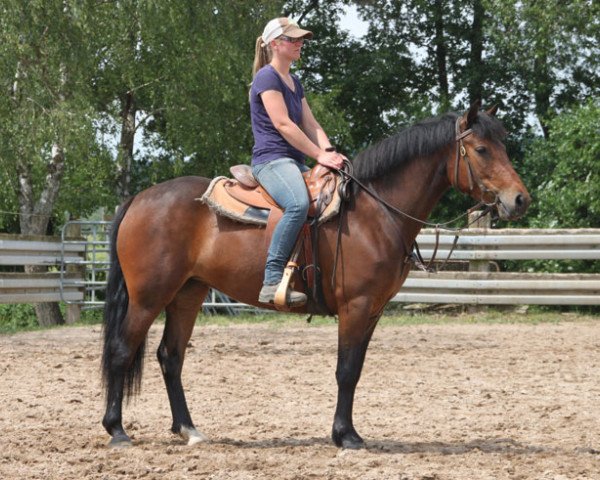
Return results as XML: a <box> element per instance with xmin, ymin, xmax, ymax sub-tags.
<box><xmin>261</xmin><ymin>17</ymin><xmax>313</xmax><ymax>46</ymax></box>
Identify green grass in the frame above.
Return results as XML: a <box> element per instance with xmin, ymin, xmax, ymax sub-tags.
<box><xmin>0</xmin><ymin>304</ymin><xmax>105</xmax><ymax>334</ymax></box>
<box><xmin>194</xmin><ymin>307</ymin><xmax>596</xmax><ymax>328</ymax></box>
<box><xmin>1</xmin><ymin>303</ymin><xmax>597</xmax><ymax>335</ymax></box>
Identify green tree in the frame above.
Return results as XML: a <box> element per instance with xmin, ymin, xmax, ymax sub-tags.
<box><xmin>484</xmin><ymin>0</ymin><xmax>600</xmax><ymax>138</ymax></box>
<box><xmin>128</xmin><ymin>1</ymin><xmax>283</xmax><ymax>186</ymax></box>
<box><xmin>72</xmin><ymin>1</ymin><xmax>284</xmax><ymax>201</ymax></box>
<box><xmin>525</xmin><ymin>100</ymin><xmax>600</xmax><ymax>228</ymax></box>
<box><xmin>0</xmin><ymin>0</ymin><xmax>110</xmax><ymax>325</ymax></box>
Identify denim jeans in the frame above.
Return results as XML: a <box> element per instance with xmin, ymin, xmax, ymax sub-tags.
<box><xmin>252</xmin><ymin>157</ymin><xmax>310</xmax><ymax>285</ymax></box>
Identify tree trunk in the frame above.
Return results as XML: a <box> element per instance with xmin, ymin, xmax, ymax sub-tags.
<box><xmin>17</xmin><ymin>144</ymin><xmax>67</xmax><ymax>327</ymax></box>
<box><xmin>32</xmin><ymin>301</ymin><xmax>64</xmax><ymax>327</ymax></box>
<box><xmin>13</xmin><ymin>56</ymin><xmax>68</xmax><ymax>326</ymax></box>
<box><xmin>433</xmin><ymin>0</ymin><xmax>450</xmax><ymax>112</ymax></box>
<box><xmin>533</xmin><ymin>53</ymin><xmax>552</xmax><ymax>139</ymax></box>
<box><xmin>117</xmin><ymin>90</ymin><xmax>136</xmax><ymax>202</ymax></box>
<box><xmin>25</xmin><ymin>266</ymin><xmax>65</xmax><ymax>327</ymax></box>
<box><xmin>467</xmin><ymin>0</ymin><xmax>485</xmax><ymax>103</ymax></box>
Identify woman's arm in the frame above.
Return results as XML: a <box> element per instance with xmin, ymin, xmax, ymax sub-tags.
<box><xmin>300</xmin><ymin>97</ymin><xmax>332</xmax><ymax>150</ymax></box>
<box><xmin>261</xmin><ymin>90</ymin><xmax>343</xmax><ymax>169</ymax></box>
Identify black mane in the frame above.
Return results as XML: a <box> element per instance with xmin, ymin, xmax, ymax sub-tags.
<box><xmin>352</xmin><ymin>112</ymin><xmax>506</xmax><ymax>181</ymax></box>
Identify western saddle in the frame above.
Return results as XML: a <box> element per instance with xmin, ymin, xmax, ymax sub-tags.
<box><xmin>198</xmin><ymin>164</ymin><xmax>343</xmax><ymax>312</ymax></box>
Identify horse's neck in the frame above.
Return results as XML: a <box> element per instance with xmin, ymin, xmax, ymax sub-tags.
<box><xmin>345</xmin><ymin>149</ymin><xmax>453</xmax><ymax>294</ymax></box>
<box><xmin>367</xmin><ymin>149</ymin><xmax>452</xmax><ymax>237</ymax></box>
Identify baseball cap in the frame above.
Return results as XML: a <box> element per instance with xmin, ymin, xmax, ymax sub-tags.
<box><xmin>261</xmin><ymin>17</ymin><xmax>313</xmax><ymax>45</ymax></box>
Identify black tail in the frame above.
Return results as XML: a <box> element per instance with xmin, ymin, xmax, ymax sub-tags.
<box><xmin>101</xmin><ymin>197</ymin><xmax>143</xmax><ymax>400</ymax></box>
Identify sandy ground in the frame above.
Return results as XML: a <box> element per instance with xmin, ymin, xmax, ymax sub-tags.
<box><xmin>1</xmin><ymin>318</ymin><xmax>600</xmax><ymax>479</ymax></box>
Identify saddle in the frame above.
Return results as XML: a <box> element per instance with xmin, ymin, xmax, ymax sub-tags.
<box><xmin>199</xmin><ymin>164</ymin><xmax>342</xmax><ymax>226</ymax></box>
<box><xmin>198</xmin><ymin>164</ymin><xmax>343</xmax><ymax>314</ymax></box>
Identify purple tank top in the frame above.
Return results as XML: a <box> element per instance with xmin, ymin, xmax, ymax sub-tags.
<box><xmin>250</xmin><ymin>65</ymin><xmax>305</xmax><ymax>166</ymax></box>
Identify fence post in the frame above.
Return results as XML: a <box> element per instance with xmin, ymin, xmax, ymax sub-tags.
<box><xmin>64</xmin><ymin>222</ymin><xmax>83</xmax><ymax>325</ymax></box>
<box><xmin>468</xmin><ymin>210</ymin><xmax>491</xmax><ymax>273</ymax></box>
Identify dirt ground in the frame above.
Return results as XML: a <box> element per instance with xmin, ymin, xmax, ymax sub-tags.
<box><xmin>1</xmin><ymin>317</ymin><xmax>600</xmax><ymax>480</ymax></box>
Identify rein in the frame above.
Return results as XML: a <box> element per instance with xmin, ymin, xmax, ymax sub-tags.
<box><xmin>332</xmin><ymin>118</ymin><xmax>499</xmax><ymax>285</ymax></box>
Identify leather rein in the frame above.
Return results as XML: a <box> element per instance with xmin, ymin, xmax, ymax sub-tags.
<box><xmin>333</xmin><ymin>117</ymin><xmax>500</xmax><ymax>280</ymax></box>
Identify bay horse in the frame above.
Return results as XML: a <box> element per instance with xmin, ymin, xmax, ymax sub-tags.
<box><xmin>101</xmin><ymin>101</ymin><xmax>530</xmax><ymax>449</ymax></box>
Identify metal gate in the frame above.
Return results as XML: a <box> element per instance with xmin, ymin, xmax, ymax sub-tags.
<box><xmin>59</xmin><ymin>220</ymin><xmax>252</xmax><ymax>313</ymax></box>
<box><xmin>60</xmin><ymin>220</ymin><xmax>112</xmax><ymax>309</ymax></box>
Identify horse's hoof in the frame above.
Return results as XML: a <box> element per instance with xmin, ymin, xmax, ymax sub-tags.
<box><xmin>332</xmin><ymin>426</ymin><xmax>365</xmax><ymax>450</ymax></box>
<box><xmin>341</xmin><ymin>436</ymin><xmax>365</xmax><ymax>450</ymax></box>
<box><xmin>180</xmin><ymin>426</ymin><xmax>209</xmax><ymax>446</ymax></box>
<box><xmin>108</xmin><ymin>434</ymin><xmax>132</xmax><ymax>448</ymax></box>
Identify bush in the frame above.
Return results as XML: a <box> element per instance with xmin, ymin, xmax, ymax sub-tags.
<box><xmin>0</xmin><ymin>304</ymin><xmax>38</xmax><ymax>332</ymax></box>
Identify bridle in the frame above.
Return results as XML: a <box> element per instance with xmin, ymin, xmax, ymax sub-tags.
<box><xmin>452</xmin><ymin>117</ymin><xmax>499</xmax><ymax>206</ymax></box>
<box><xmin>453</xmin><ymin>117</ymin><xmax>475</xmax><ymax>190</ymax></box>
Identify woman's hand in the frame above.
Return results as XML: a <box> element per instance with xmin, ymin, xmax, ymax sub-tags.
<box><xmin>317</xmin><ymin>150</ymin><xmax>345</xmax><ymax>170</ymax></box>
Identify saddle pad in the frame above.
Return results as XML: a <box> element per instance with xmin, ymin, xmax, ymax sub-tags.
<box><xmin>197</xmin><ymin>176</ymin><xmax>342</xmax><ymax>226</ymax></box>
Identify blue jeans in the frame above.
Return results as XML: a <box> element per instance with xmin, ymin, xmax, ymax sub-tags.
<box><xmin>253</xmin><ymin>157</ymin><xmax>310</xmax><ymax>285</ymax></box>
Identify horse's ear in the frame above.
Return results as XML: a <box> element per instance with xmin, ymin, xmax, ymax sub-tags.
<box><xmin>463</xmin><ymin>99</ymin><xmax>481</xmax><ymax>128</ymax></box>
<box><xmin>486</xmin><ymin>104</ymin><xmax>499</xmax><ymax>117</ymax></box>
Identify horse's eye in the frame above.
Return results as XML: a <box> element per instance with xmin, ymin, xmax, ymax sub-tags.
<box><xmin>475</xmin><ymin>146</ymin><xmax>487</xmax><ymax>154</ymax></box>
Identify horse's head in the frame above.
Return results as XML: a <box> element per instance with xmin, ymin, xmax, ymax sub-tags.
<box><xmin>449</xmin><ymin>100</ymin><xmax>530</xmax><ymax>220</ymax></box>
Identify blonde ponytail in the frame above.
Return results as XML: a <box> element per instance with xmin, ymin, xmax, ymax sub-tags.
<box><xmin>252</xmin><ymin>36</ymin><xmax>272</xmax><ymax>78</ymax></box>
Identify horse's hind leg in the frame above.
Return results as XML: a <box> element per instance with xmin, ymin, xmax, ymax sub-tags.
<box><xmin>102</xmin><ymin>304</ymin><xmax>160</xmax><ymax>447</ymax></box>
<box><xmin>157</xmin><ymin>279</ymin><xmax>209</xmax><ymax>445</ymax></box>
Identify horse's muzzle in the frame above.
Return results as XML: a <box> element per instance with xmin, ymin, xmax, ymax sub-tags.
<box><xmin>497</xmin><ymin>189</ymin><xmax>531</xmax><ymax>220</ymax></box>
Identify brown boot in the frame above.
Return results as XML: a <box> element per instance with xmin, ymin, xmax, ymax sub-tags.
<box><xmin>258</xmin><ymin>284</ymin><xmax>307</xmax><ymax>307</ymax></box>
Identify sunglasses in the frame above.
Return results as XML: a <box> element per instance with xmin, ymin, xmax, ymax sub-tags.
<box><xmin>278</xmin><ymin>35</ymin><xmax>306</xmax><ymax>44</ymax></box>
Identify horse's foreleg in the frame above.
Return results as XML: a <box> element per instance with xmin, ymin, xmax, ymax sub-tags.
<box><xmin>158</xmin><ymin>279</ymin><xmax>209</xmax><ymax>446</ymax></box>
<box><xmin>332</xmin><ymin>309</ymin><xmax>380</xmax><ymax>449</ymax></box>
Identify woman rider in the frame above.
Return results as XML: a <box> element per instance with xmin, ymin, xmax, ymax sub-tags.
<box><xmin>250</xmin><ymin>17</ymin><xmax>345</xmax><ymax>306</ymax></box>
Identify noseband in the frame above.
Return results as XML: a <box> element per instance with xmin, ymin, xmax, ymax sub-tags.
<box><xmin>453</xmin><ymin>117</ymin><xmax>498</xmax><ymax>206</ymax></box>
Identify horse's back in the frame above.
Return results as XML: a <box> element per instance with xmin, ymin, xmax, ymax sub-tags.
<box><xmin>135</xmin><ymin>176</ymin><xmax>212</xmax><ymax>204</ymax></box>
<box><xmin>122</xmin><ymin>176</ymin><xmax>218</xmax><ymax>233</ymax></box>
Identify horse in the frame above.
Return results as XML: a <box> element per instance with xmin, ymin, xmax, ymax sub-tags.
<box><xmin>101</xmin><ymin>101</ymin><xmax>530</xmax><ymax>449</ymax></box>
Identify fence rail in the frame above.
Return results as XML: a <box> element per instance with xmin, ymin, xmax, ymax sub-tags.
<box><xmin>0</xmin><ymin>237</ymin><xmax>85</xmax><ymax>266</ymax></box>
<box><xmin>397</xmin><ymin>228</ymin><xmax>600</xmax><ymax>305</ymax></box>
<box><xmin>0</xmin><ymin>273</ymin><xmax>83</xmax><ymax>304</ymax></box>
<box><xmin>397</xmin><ymin>272</ymin><xmax>600</xmax><ymax>305</ymax></box>
<box><xmin>415</xmin><ymin>229</ymin><xmax>600</xmax><ymax>261</ymax></box>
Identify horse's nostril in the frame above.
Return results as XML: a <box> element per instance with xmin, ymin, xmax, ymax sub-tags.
<box><xmin>515</xmin><ymin>193</ymin><xmax>524</xmax><ymax>207</ymax></box>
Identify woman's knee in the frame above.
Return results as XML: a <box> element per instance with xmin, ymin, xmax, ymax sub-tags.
<box><xmin>287</xmin><ymin>194</ymin><xmax>310</xmax><ymax>217</ymax></box>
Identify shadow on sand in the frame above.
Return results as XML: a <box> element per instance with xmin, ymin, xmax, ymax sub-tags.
<box><xmin>210</xmin><ymin>436</ymin><xmax>600</xmax><ymax>456</ymax></box>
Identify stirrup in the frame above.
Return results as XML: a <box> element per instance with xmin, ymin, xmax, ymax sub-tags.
<box><xmin>274</xmin><ymin>262</ymin><xmax>298</xmax><ymax>306</ymax></box>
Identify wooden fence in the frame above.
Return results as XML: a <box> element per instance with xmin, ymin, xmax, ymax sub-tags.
<box><xmin>0</xmin><ymin>228</ymin><xmax>598</xmax><ymax>310</ymax></box>
<box><xmin>0</xmin><ymin>233</ymin><xmax>85</xmax><ymax>306</ymax></box>
<box><xmin>396</xmin><ymin>228</ymin><xmax>600</xmax><ymax>305</ymax></box>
